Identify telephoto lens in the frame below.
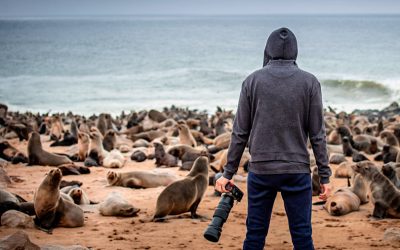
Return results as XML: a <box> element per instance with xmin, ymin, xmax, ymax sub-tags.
<box><xmin>203</xmin><ymin>193</ymin><xmax>235</xmax><ymax>242</ymax></box>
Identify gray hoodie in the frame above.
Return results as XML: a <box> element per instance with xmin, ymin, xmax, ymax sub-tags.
<box><xmin>223</xmin><ymin>27</ymin><xmax>331</xmax><ymax>184</ymax></box>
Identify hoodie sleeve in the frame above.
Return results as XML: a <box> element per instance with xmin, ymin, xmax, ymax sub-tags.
<box><xmin>223</xmin><ymin>82</ymin><xmax>252</xmax><ymax>180</ymax></box>
<box><xmin>309</xmin><ymin>78</ymin><xmax>332</xmax><ymax>184</ymax></box>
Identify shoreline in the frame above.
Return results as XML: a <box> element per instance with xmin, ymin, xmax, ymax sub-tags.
<box><xmin>2</xmin><ymin>101</ymin><xmax>399</xmax><ymax>118</ymax></box>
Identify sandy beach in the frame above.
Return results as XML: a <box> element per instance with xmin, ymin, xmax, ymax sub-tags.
<box><xmin>1</xmin><ymin>115</ymin><xmax>400</xmax><ymax>250</ymax></box>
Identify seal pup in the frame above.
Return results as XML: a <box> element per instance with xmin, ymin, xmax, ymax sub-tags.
<box><xmin>99</xmin><ymin>192</ymin><xmax>140</xmax><ymax>217</ymax></box>
<box><xmin>153</xmin><ymin>155</ymin><xmax>209</xmax><ymax>221</ymax></box>
<box><xmin>107</xmin><ymin>170</ymin><xmax>177</xmax><ymax>188</ymax></box>
<box><xmin>28</xmin><ymin>132</ymin><xmax>72</xmax><ymax>166</ymax></box>
<box><xmin>353</xmin><ymin>161</ymin><xmax>400</xmax><ymax>219</ymax></box>
<box><xmin>154</xmin><ymin>141</ymin><xmax>178</xmax><ymax>167</ymax></box>
<box><xmin>130</xmin><ymin>149</ymin><xmax>147</xmax><ymax>162</ymax></box>
<box><xmin>34</xmin><ymin>169</ymin><xmax>84</xmax><ymax>232</ymax></box>
<box><xmin>60</xmin><ymin>186</ymin><xmax>93</xmax><ymax>205</ymax></box>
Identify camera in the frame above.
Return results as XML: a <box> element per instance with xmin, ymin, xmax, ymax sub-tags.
<box><xmin>203</xmin><ymin>183</ymin><xmax>244</xmax><ymax>242</ymax></box>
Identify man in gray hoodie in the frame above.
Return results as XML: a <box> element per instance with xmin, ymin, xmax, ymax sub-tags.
<box><xmin>215</xmin><ymin>27</ymin><xmax>332</xmax><ymax>250</ymax></box>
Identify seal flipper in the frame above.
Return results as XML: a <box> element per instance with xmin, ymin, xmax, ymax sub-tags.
<box><xmin>28</xmin><ymin>154</ymin><xmax>40</xmax><ymax>166</ymax></box>
<box><xmin>372</xmin><ymin>201</ymin><xmax>388</xmax><ymax>219</ymax></box>
<box><xmin>34</xmin><ymin>209</ymin><xmax>60</xmax><ymax>234</ymax></box>
<box><xmin>190</xmin><ymin>198</ymin><xmax>202</xmax><ymax>219</ymax></box>
<box><xmin>19</xmin><ymin>202</ymin><xmax>35</xmax><ymax>216</ymax></box>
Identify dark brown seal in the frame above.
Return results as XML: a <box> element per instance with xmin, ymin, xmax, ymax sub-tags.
<box><xmin>353</xmin><ymin>161</ymin><xmax>400</xmax><ymax>219</ymax></box>
<box><xmin>28</xmin><ymin>132</ymin><xmax>72</xmax><ymax>166</ymax></box>
<box><xmin>34</xmin><ymin>168</ymin><xmax>84</xmax><ymax>232</ymax></box>
<box><xmin>154</xmin><ymin>142</ymin><xmax>178</xmax><ymax>168</ymax></box>
<box><xmin>153</xmin><ymin>156</ymin><xmax>209</xmax><ymax>221</ymax></box>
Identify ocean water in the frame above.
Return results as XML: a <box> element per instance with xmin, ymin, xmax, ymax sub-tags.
<box><xmin>0</xmin><ymin>15</ymin><xmax>399</xmax><ymax>115</ymax></box>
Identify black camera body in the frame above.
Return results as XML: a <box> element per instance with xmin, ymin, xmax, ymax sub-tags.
<box><xmin>203</xmin><ymin>183</ymin><xmax>244</xmax><ymax>242</ymax></box>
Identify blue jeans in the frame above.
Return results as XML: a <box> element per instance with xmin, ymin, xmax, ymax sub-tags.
<box><xmin>243</xmin><ymin>172</ymin><xmax>314</xmax><ymax>250</ymax></box>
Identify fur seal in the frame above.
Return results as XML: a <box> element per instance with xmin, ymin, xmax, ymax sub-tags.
<box><xmin>130</xmin><ymin>130</ymin><xmax>165</xmax><ymax>142</ymax></box>
<box><xmin>334</xmin><ymin>162</ymin><xmax>354</xmax><ymax>178</ymax></box>
<box><xmin>58</xmin><ymin>164</ymin><xmax>90</xmax><ymax>176</ymax></box>
<box><xmin>99</xmin><ymin>192</ymin><xmax>140</xmax><ymax>217</ymax></box>
<box><xmin>96</xmin><ymin>113</ymin><xmax>108</xmax><ymax>136</ymax></box>
<box><xmin>103</xmin><ymin>149</ymin><xmax>125</xmax><ymax>168</ymax></box>
<box><xmin>153</xmin><ymin>156</ymin><xmax>209</xmax><ymax>221</ymax></box>
<box><xmin>200</xmin><ymin>118</ymin><xmax>214</xmax><ymax>137</ymax></box>
<box><xmin>107</xmin><ymin>170</ymin><xmax>177</xmax><ymax>188</ymax></box>
<box><xmin>34</xmin><ymin>168</ymin><xmax>84</xmax><ymax>232</ymax></box>
<box><xmin>0</xmin><ymin>140</ymin><xmax>28</xmax><ymax>164</ymax></box>
<box><xmin>60</xmin><ymin>180</ymin><xmax>82</xmax><ymax>189</ymax></box>
<box><xmin>167</xmin><ymin>144</ymin><xmax>213</xmax><ymax>170</ymax></box>
<box><xmin>214</xmin><ymin>148</ymin><xmax>250</xmax><ymax>173</ymax></box>
<box><xmin>176</xmin><ymin>122</ymin><xmax>197</xmax><ymax>147</ymax></box>
<box><xmin>60</xmin><ymin>186</ymin><xmax>92</xmax><ymax>205</ymax></box>
<box><xmin>49</xmin><ymin>116</ymin><xmax>63</xmax><ymax>141</ymax></box>
<box><xmin>148</xmin><ymin>109</ymin><xmax>167</xmax><ymax>123</ymax></box>
<box><xmin>382</xmin><ymin>162</ymin><xmax>400</xmax><ymax>189</ymax></box>
<box><xmin>154</xmin><ymin>142</ymin><xmax>178</xmax><ymax>167</ymax></box>
<box><xmin>102</xmin><ymin>129</ymin><xmax>117</xmax><ymax>152</ymax></box>
<box><xmin>88</xmin><ymin>129</ymin><xmax>107</xmax><ymax>165</ymax></box>
<box><xmin>132</xmin><ymin>139</ymin><xmax>149</xmax><ymax>148</ymax></box>
<box><xmin>130</xmin><ymin>149</ymin><xmax>147</xmax><ymax>162</ymax></box>
<box><xmin>342</xmin><ymin>136</ymin><xmax>355</xmax><ymax>157</ymax></box>
<box><xmin>380</xmin><ymin>130</ymin><xmax>399</xmax><ymax>146</ymax></box>
<box><xmin>28</xmin><ymin>132</ymin><xmax>72</xmax><ymax>166</ymax></box>
<box><xmin>338</xmin><ymin>126</ymin><xmax>383</xmax><ymax>153</ymax></box>
<box><xmin>329</xmin><ymin>153</ymin><xmax>347</xmax><ymax>164</ymax></box>
<box><xmin>77</xmin><ymin>132</ymin><xmax>90</xmax><ymax>161</ymax></box>
<box><xmin>381</xmin><ymin>144</ymin><xmax>399</xmax><ymax>163</ymax></box>
<box><xmin>6</xmin><ymin>121</ymin><xmax>30</xmax><ymax>141</ymax></box>
<box><xmin>50</xmin><ymin>120</ymin><xmax>78</xmax><ymax>147</ymax></box>
<box><xmin>353</xmin><ymin>161</ymin><xmax>400</xmax><ymax>219</ymax></box>
<box><xmin>324</xmin><ymin>173</ymin><xmax>368</xmax><ymax>216</ymax></box>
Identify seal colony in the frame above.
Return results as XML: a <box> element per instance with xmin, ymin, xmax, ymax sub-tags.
<box><xmin>2</xmin><ymin>102</ymin><xmax>400</xmax><ymax>248</ymax></box>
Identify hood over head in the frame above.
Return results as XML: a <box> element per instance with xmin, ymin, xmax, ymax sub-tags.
<box><xmin>263</xmin><ymin>27</ymin><xmax>298</xmax><ymax>67</ymax></box>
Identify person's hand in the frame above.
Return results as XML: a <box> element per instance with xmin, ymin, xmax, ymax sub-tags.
<box><xmin>319</xmin><ymin>183</ymin><xmax>332</xmax><ymax>201</ymax></box>
<box><xmin>215</xmin><ymin>176</ymin><xmax>234</xmax><ymax>193</ymax></box>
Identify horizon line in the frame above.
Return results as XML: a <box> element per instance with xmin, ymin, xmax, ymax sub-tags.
<box><xmin>1</xmin><ymin>13</ymin><xmax>399</xmax><ymax>19</ymax></box>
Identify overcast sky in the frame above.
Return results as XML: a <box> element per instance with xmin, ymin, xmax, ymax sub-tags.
<box><xmin>1</xmin><ymin>0</ymin><xmax>399</xmax><ymax>17</ymax></box>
